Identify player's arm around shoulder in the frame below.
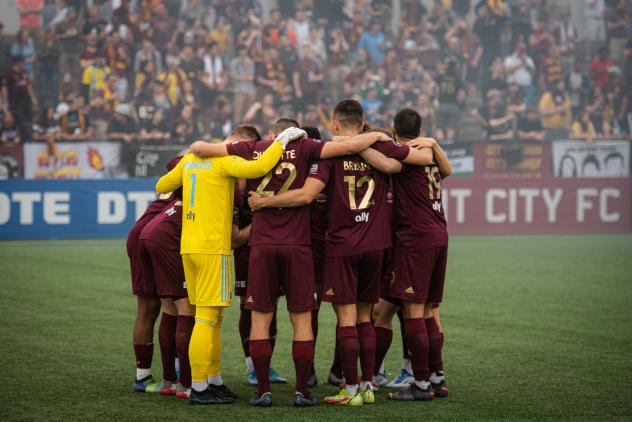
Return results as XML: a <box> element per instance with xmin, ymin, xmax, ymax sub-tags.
<box><xmin>359</xmin><ymin>147</ymin><xmax>403</xmax><ymax>174</ymax></box>
<box><xmin>248</xmin><ymin>177</ymin><xmax>326</xmax><ymax>211</ymax></box>
<box><xmin>156</xmin><ymin>154</ymin><xmax>186</xmax><ymax>193</ymax></box>
<box><xmin>406</xmin><ymin>137</ymin><xmax>453</xmax><ymax>178</ymax></box>
<box><xmin>218</xmin><ymin>140</ymin><xmax>284</xmax><ymax>179</ymax></box>
<box><xmin>319</xmin><ymin>131</ymin><xmax>390</xmax><ymax>158</ymax></box>
<box><xmin>189</xmin><ymin>140</ymin><xmax>230</xmax><ymax>157</ymax></box>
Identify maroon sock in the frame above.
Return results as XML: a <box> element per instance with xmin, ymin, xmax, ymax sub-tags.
<box><xmin>373</xmin><ymin>327</ymin><xmax>393</xmax><ymax>376</ymax></box>
<box><xmin>133</xmin><ymin>343</ymin><xmax>153</xmax><ymax>371</ymax></box>
<box><xmin>239</xmin><ymin>306</ymin><xmax>251</xmax><ymax>358</ymax></box>
<box><xmin>337</xmin><ymin>326</ymin><xmax>360</xmax><ymax>386</ymax></box>
<box><xmin>175</xmin><ymin>315</ymin><xmax>195</xmax><ymax>388</ymax></box>
<box><xmin>397</xmin><ymin>310</ymin><xmax>410</xmax><ymax>360</ymax></box>
<box><xmin>310</xmin><ymin>308</ymin><xmax>320</xmax><ymax>375</ymax></box>
<box><xmin>425</xmin><ymin>317</ymin><xmax>443</xmax><ymax>373</ymax></box>
<box><xmin>249</xmin><ymin>339</ymin><xmax>272</xmax><ymax>395</ymax></box>
<box><xmin>292</xmin><ymin>340</ymin><xmax>315</xmax><ymax>396</ymax></box>
<box><xmin>269</xmin><ymin>311</ymin><xmax>278</xmax><ymax>353</ymax></box>
<box><xmin>357</xmin><ymin>322</ymin><xmax>376</xmax><ymax>382</ymax></box>
<box><xmin>405</xmin><ymin>318</ymin><xmax>429</xmax><ymax>382</ymax></box>
<box><xmin>158</xmin><ymin>313</ymin><xmax>178</xmax><ymax>382</ymax></box>
<box><xmin>330</xmin><ymin>325</ymin><xmax>342</xmax><ymax>375</ymax></box>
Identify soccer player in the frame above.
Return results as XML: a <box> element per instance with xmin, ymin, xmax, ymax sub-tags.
<box><xmin>155</xmin><ymin>126</ymin><xmax>303</xmax><ymax>405</ymax></box>
<box><xmin>232</xmin><ymin>123</ymin><xmax>287</xmax><ymax>386</ymax></box>
<box><xmin>191</xmin><ymin>118</ymin><xmax>391</xmax><ymax>408</ymax></box>
<box><xmin>247</xmin><ymin>100</ymin><xmax>437</xmax><ymax>406</ymax></box>
<box><xmin>384</xmin><ymin>108</ymin><xmax>452</xmax><ymax>401</ymax></box>
<box><xmin>127</xmin><ymin>160</ymin><xmax>181</xmax><ymax>393</ymax></box>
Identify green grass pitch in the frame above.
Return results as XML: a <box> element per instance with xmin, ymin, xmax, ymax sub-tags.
<box><xmin>1</xmin><ymin>235</ymin><xmax>631</xmax><ymax>421</ymax></box>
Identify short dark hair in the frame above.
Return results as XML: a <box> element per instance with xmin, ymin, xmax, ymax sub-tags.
<box><xmin>333</xmin><ymin>99</ymin><xmax>364</xmax><ymax>129</ymax></box>
<box><xmin>271</xmin><ymin>118</ymin><xmax>300</xmax><ymax>137</ymax></box>
<box><xmin>362</xmin><ymin>122</ymin><xmax>392</xmax><ymax>138</ymax></box>
<box><xmin>230</xmin><ymin>124</ymin><xmax>261</xmax><ymax>141</ymax></box>
<box><xmin>393</xmin><ymin>108</ymin><xmax>422</xmax><ymax>139</ymax></box>
<box><xmin>302</xmin><ymin>126</ymin><xmax>321</xmax><ymax>139</ymax></box>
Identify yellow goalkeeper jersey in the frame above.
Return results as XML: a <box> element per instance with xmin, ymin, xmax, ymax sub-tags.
<box><xmin>155</xmin><ymin>141</ymin><xmax>283</xmax><ymax>255</ymax></box>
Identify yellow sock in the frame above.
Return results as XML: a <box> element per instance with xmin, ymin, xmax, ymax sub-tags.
<box><xmin>189</xmin><ymin>306</ymin><xmax>221</xmax><ymax>384</ymax></box>
<box><xmin>208</xmin><ymin>308</ymin><xmax>225</xmax><ymax>378</ymax></box>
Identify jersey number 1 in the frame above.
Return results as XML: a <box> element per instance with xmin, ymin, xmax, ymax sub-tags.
<box><xmin>189</xmin><ymin>173</ymin><xmax>197</xmax><ymax>207</ymax></box>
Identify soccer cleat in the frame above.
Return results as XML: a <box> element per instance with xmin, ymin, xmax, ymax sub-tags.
<box><xmin>247</xmin><ymin>370</ymin><xmax>259</xmax><ymax>386</ymax></box>
<box><xmin>373</xmin><ymin>372</ymin><xmax>389</xmax><ymax>388</ymax></box>
<box><xmin>386</xmin><ymin>369</ymin><xmax>414</xmax><ymax>388</ymax></box>
<box><xmin>431</xmin><ymin>379</ymin><xmax>448</xmax><ymax>398</ymax></box>
<box><xmin>308</xmin><ymin>372</ymin><xmax>318</xmax><ymax>388</ymax></box>
<box><xmin>294</xmin><ymin>392</ymin><xmax>317</xmax><ymax>407</ymax></box>
<box><xmin>387</xmin><ymin>383</ymin><xmax>434</xmax><ymax>401</ymax></box>
<box><xmin>327</xmin><ymin>371</ymin><xmax>345</xmax><ymax>386</ymax></box>
<box><xmin>323</xmin><ymin>388</ymin><xmax>363</xmax><ymax>406</ymax></box>
<box><xmin>159</xmin><ymin>380</ymin><xmax>177</xmax><ymax>395</ymax></box>
<box><xmin>209</xmin><ymin>383</ymin><xmax>237</xmax><ymax>399</ymax></box>
<box><xmin>360</xmin><ymin>387</ymin><xmax>375</xmax><ymax>404</ymax></box>
<box><xmin>269</xmin><ymin>367</ymin><xmax>288</xmax><ymax>384</ymax></box>
<box><xmin>133</xmin><ymin>375</ymin><xmax>161</xmax><ymax>393</ymax></box>
<box><xmin>189</xmin><ymin>388</ymin><xmax>235</xmax><ymax>405</ymax></box>
<box><xmin>249</xmin><ymin>392</ymin><xmax>273</xmax><ymax>407</ymax></box>
<box><xmin>175</xmin><ymin>383</ymin><xmax>190</xmax><ymax>399</ymax></box>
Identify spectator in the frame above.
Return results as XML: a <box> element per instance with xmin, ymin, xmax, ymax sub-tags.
<box><xmin>293</xmin><ymin>44</ymin><xmax>324</xmax><ymax>122</ymax></box>
<box><xmin>417</xmin><ymin>93</ymin><xmax>436</xmax><ymax>138</ymax></box>
<box><xmin>1</xmin><ymin>110</ymin><xmax>20</xmax><ymax>145</ymax></box>
<box><xmin>107</xmin><ymin>103</ymin><xmax>137</xmax><ymax>143</ymax></box>
<box><xmin>504</xmin><ymin>41</ymin><xmax>536</xmax><ymax>105</ymax></box>
<box><xmin>209</xmin><ymin>97</ymin><xmax>233</xmax><ymax>141</ymax></box>
<box><xmin>566</xmin><ymin>58</ymin><xmax>592</xmax><ymax>117</ymax></box>
<box><xmin>33</xmin><ymin>106</ymin><xmax>60</xmax><ymax>142</ymax></box>
<box><xmin>517</xmin><ymin>107</ymin><xmax>546</xmax><ymax>141</ymax></box>
<box><xmin>104</xmin><ymin>31</ymin><xmax>130</xmax><ymax>100</ymax></box>
<box><xmin>473</xmin><ymin>4</ymin><xmax>504</xmax><ymax>68</ymax></box>
<box><xmin>133</xmin><ymin>39</ymin><xmax>163</xmax><ymax>76</ymax></box>
<box><xmin>0</xmin><ymin>23</ymin><xmax>10</xmax><ymax>79</ymax></box>
<box><xmin>81</xmin><ymin>54</ymin><xmax>111</xmax><ymax>105</ymax></box>
<box><xmin>159</xmin><ymin>55</ymin><xmax>187</xmax><ymax>106</ymax></box>
<box><xmin>256</xmin><ymin>47</ymin><xmax>286</xmax><ymax>96</ymax></box>
<box><xmin>150</xmin><ymin>2</ymin><xmax>177</xmax><ymax>55</ymax></box>
<box><xmin>506</xmin><ymin>81</ymin><xmax>527</xmax><ymax>116</ymax></box>
<box><xmin>56</xmin><ymin>6</ymin><xmax>83</xmax><ymax>96</ymax></box>
<box><xmin>570</xmin><ymin>111</ymin><xmax>598</xmax><ymax>140</ymax></box>
<box><xmin>415</xmin><ymin>21</ymin><xmax>441</xmax><ymax>71</ymax></box>
<box><xmin>589</xmin><ymin>46</ymin><xmax>615</xmax><ymax>89</ymax></box>
<box><xmin>509</xmin><ymin>0</ymin><xmax>532</xmax><ymax>48</ymax></box>
<box><xmin>243</xmin><ymin>93</ymin><xmax>279</xmax><ymax>129</ymax></box>
<box><xmin>540</xmin><ymin>46</ymin><xmax>564</xmax><ymax>90</ymax></box>
<box><xmin>357</xmin><ymin>21</ymin><xmax>386</xmax><ymax>66</ymax></box>
<box><xmin>482</xmin><ymin>56</ymin><xmax>507</xmax><ymax>96</ymax></box>
<box><xmin>326</xmin><ymin>27</ymin><xmax>350</xmax><ymax>100</ymax></box>
<box><xmin>139</xmin><ymin>107</ymin><xmax>170</xmax><ymax>143</ymax></box>
<box><xmin>230</xmin><ymin>45</ymin><xmax>256</xmax><ymax>122</ymax></box>
<box><xmin>2</xmin><ymin>55</ymin><xmax>37</xmax><ymax>142</ymax></box>
<box><xmin>585</xmin><ymin>0</ymin><xmax>607</xmax><ymax>57</ymax></box>
<box><xmin>607</xmin><ymin>0</ymin><xmax>629</xmax><ymax>64</ymax></box>
<box><xmin>552</xmin><ymin>9</ymin><xmax>578</xmax><ymax>69</ymax></box>
<box><xmin>133</xmin><ymin>61</ymin><xmax>158</xmax><ymax>99</ymax></box>
<box><xmin>59</xmin><ymin>94</ymin><xmax>92</xmax><ymax>140</ymax></box>
<box><xmin>290</xmin><ymin>8</ymin><xmax>310</xmax><ymax>49</ymax></box>
<box><xmin>11</xmin><ymin>30</ymin><xmax>36</xmax><ymax>81</ymax></box>
<box><xmin>362</xmin><ymin>85</ymin><xmax>384</xmax><ymax>124</ymax></box>
<box><xmin>538</xmin><ymin>79</ymin><xmax>572</xmax><ymax>133</ymax></box>
<box><xmin>174</xmin><ymin>104</ymin><xmax>201</xmax><ymax>144</ymax></box>
<box><xmin>435</xmin><ymin>58</ymin><xmax>466</xmax><ymax>140</ymax></box>
<box><xmin>37</xmin><ymin>28</ymin><xmax>61</xmax><ymax>107</ymax></box>
<box><xmin>472</xmin><ymin>90</ymin><xmax>515</xmax><ymax>141</ymax></box>
<box><xmin>82</xmin><ymin>4</ymin><xmax>108</xmax><ymax>42</ymax></box>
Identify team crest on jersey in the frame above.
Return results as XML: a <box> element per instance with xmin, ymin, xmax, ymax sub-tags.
<box><xmin>405</xmin><ymin>286</ymin><xmax>415</xmax><ymax>294</ymax></box>
<box><xmin>165</xmin><ymin>207</ymin><xmax>176</xmax><ymax>216</ymax></box>
<box><xmin>325</xmin><ymin>288</ymin><xmax>334</xmax><ymax>296</ymax></box>
<box><xmin>309</xmin><ymin>163</ymin><xmax>318</xmax><ymax>174</ymax></box>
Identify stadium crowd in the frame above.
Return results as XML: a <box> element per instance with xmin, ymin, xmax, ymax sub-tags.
<box><xmin>1</xmin><ymin>0</ymin><xmax>632</xmax><ymax>147</ymax></box>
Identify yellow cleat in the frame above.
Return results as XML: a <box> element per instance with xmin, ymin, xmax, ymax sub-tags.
<box><xmin>361</xmin><ymin>387</ymin><xmax>375</xmax><ymax>404</ymax></box>
<box><xmin>324</xmin><ymin>388</ymin><xmax>364</xmax><ymax>406</ymax></box>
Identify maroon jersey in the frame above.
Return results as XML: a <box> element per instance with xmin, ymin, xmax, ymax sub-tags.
<box><xmin>227</xmin><ymin>138</ymin><xmax>325</xmax><ymax>246</ymax></box>
<box><xmin>310</xmin><ymin>190</ymin><xmax>328</xmax><ymax>259</ymax></box>
<box><xmin>309</xmin><ymin>141</ymin><xmax>410</xmax><ymax>257</ymax></box>
<box><xmin>233</xmin><ymin>184</ymin><xmax>252</xmax><ymax>258</ymax></box>
<box><xmin>139</xmin><ymin>199</ymin><xmax>182</xmax><ymax>251</ymax></box>
<box><xmin>126</xmin><ymin>196</ymin><xmax>171</xmax><ymax>257</ymax></box>
<box><xmin>391</xmin><ymin>163</ymin><xmax>448</xmax><ymax>251</ymax></box>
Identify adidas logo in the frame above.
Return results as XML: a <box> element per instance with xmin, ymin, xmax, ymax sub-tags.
<box><xmin>247</xmin><ymin>296</ymin><xmax>254</xmax><ymax>303</ymax></box>
<box><xmin>405</xmin><ymin>286</ymin><xmax>415</xmax><ymax>294</ymax></box>
<box><xmin>325</xmin><ymin>288</ymin><xmax>334</xmax><ymax>296</ymax></box>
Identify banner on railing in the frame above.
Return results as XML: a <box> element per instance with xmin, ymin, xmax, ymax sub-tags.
<box><xmin>23</xmin><ymin>142</ymin><xmax>124</xmax><ymax>179</ymax></box>
<box><xmin>443</xmin><ymin>143</ymin><xmax>474</xmax><ymax>176</ymax></box>
<box><xmin>472</xmin><ymin>141</ymin><xmax>552</xmax><ymax>179</ymax></box>
<box><xmin>552</xmin><ymin>140</ymin><xmax>630</xmax><ymax>178</ymax></box>
<box><xmin>442</xmin><ymin>177</ymin><xmax>630</xmax><ymax>234</ymax></box>
<box><xmin>0</xmin><ymin>179</ymin><xmax>156</xmax><ymax>239</ymax></box>
<box><xmin>0</xmin><ymin>144</ymin><xmax>23</xmax><ymax>179</ymax></box>
<box><xmin>123</xmin><ymin>144</ymin><xmax>185</xmax><ymax>177</ymax></box>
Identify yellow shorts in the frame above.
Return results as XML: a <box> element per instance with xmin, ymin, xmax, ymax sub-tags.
<box><xmin>182</xmin><ymin>254</ymin><xmax>234</xmax><ymax>307</ymax></box>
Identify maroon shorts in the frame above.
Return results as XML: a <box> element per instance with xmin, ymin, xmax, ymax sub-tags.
<box><xmin>390</xmin><ymin>246</ymin><xmax>448</xmax><ymax>304</ymax></box>
<box><xmin>141</xmin><ymin>239</ymin><xmax>187</xmax><ymax>299</ymax></box>
<box><xmin>246</xmin><ymin>244</ymin><xmax>317</xmax><ymax>313</ymax></box>
<box><xmin>322</xmin><ymin>250</ymin><xmax>385</xmax><ymax>305</ymax></box>
<box><xmin>234</xmin><ymin>248</ymin><xmax>250</xmax><ymax>297</ymax></box>
<box><xmin>129</xmin><ymin>220</ymin><xmax>157</xmax><ymax>297</ymax></box>
<box><xmin>380</xmin><ymin>249</ymin><xmax>401</xmax><ymax>306</ymax></box>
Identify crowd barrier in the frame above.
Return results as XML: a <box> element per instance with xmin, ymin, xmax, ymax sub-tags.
<box><xmin>0</xmin><ymin>139</ymin><xmax>630</xmax><ymax>239</ymax></box>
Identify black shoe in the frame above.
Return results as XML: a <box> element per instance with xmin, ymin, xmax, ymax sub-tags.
<box><xmin>431</xmin><ymin>378</ymin><xmax>448</xmax><ymax>398</ymax></box>
<box><xmin>249</xmin><ymin>392</ymin><xmax>273</xmax><ymax>407</ymax></box>
<box><xmin>308</xmin><ymin>372</ymin><xmax>318</xmax><ymax>388</ymax></box>
<box><xmin>387</xmin><ymin>382</ymin><xmax>434</xmax><ymax>401</ymax></box>
<box><xmin>209</xmin><ymin>383</ymin><xmax>237</xmax><ymax>399</ymax></box>
<box><xmin>294</xmin><ymin>392</ymin><xmax>317</xmax><ymax>407</ymax></box>
<box><xmin>189</xmin><ymin>388</ymin><xmax>235</xmax><ymax>405</ymax></box>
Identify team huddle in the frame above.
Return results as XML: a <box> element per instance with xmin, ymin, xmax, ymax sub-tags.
<box><xmin>126</xmin><ymin>99</ymin><xmax>452</xmax><ymax>407</ymax></box>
